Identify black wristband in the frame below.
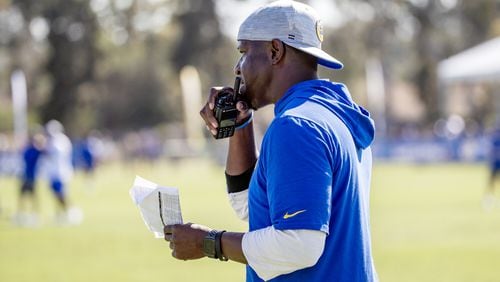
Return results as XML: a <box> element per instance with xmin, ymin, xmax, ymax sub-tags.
<box><xmin>215</xmin><ymin>230</ymin><xmax>228</xmax><ymax>261</ymax></box>
<box><xmin>225</xmin><ymin>164</ymin><xmax>255</xmax><ymax>193</ymax></box>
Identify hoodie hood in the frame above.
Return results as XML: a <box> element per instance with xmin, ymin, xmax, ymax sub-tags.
<box><xmin>275</xmin><ymin>80</ymin><xmax>375</xmax><ymax>149</ymax></box>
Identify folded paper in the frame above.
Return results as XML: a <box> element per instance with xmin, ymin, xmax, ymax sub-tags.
<box><xmin>130</xmin><ymin>176</ymin><xmax>183</xmax><ymax>238</ymax></box>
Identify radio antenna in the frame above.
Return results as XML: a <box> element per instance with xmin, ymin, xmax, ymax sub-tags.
<box><xmin>233</xmin><ymin>77</ymin><xmax>241</xmax><ymax>99</ymax></box>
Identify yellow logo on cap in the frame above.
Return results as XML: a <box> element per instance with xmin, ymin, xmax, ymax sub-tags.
<box><xmin>315</xmin><ymin>20</ymin><xmax>324</xmax><ymax>42</ymax></box>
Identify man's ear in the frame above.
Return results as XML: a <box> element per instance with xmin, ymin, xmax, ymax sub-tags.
<box><xmin>270</xmin><ymin>39</ymin><xmax>285</xmax><ymax>65</ymax></box>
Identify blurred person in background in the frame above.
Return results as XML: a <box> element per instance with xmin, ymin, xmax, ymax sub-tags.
<box><xmin>165</xmin><ymin>1</ymin><xmax>378</xmax><ymax>281</ymax></box>
<box><xmin>74</xmin><ymin>135</ymin><xmax>96</xmax><ymax>175</ymax></box>
<box><xmin>484</xmin><ymin>120</ymin><xmax>500</xmax><ymax>209</ymax></box>
<box><xmin>73</xmin><ymin>130</ymin><xmax>103</xmax><ymax>191</ymax></box>
<box><xmin>0</xmin><ymin>133</ymin><xmax>8</xmax><ymax>215</ymax></box>
<box><xmin>12</xmin><ymin>132</ymin><xmax>46</xmax><ymax>227</ymax></box>
<box><xmin>43</xmin><ymin>120</ymin><xmax>82</xmax><ymax>225</ymax></box>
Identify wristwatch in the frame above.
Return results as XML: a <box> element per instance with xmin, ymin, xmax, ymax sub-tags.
<box><xmin>203</xmin><ymin>230</ymin><xmax>228</xmax><ymax>261</ymax></box>
<box><xmin>203</xmin><ymin>230</ymin><xmax>218</xmax><ymax>259</ymax></box>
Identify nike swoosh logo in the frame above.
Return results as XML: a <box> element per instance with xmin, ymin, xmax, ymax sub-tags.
<box><xmin>283</xmin><ymin>209</ymin><xmax>307</xmax><ymax>219</ymax></box>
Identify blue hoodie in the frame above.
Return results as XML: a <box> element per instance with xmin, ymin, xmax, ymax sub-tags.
<box><xmin>247</xmin><ymin>79</ymin><xmax>378</xmax><ymax>282</ymax></box>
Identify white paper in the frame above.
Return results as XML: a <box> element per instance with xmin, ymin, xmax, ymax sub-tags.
<box><xmin>130</xmin><ymin>176</ymin><xmax>183</xmax><ymax>238</ymax></box>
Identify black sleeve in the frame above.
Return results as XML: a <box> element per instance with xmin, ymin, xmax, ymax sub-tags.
<box><xmin>225</xmin><ymin>164</ymin><xmax>255</xmax><ymax>193</ymax></box>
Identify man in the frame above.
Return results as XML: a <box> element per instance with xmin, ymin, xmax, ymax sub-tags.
<box><xmin>165</xmin><ymin>1</ymin><xmax>378</xmax><ymax>281</ymax></box>
<box><xmin>43</xmin><ymin>120</ymin><xmax>82</xmax><ymax>225</ymax></box>
<box><xmin>13</xmin><ymin>132</ymin><xmax>45</xmax><ymax>226</ymax></box>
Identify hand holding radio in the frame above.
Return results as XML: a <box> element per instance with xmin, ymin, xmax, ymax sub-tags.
<box><xmin>200</xmin><ymin>77</ymin><xmax>252</xmax><ymax>139</ymax></box>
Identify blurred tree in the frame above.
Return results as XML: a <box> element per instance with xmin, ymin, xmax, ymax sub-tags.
<box><xmin>15</xmin><ymin>0</ymin><xmax>99</xmax><ymax>126</ymax></box>
<box><xmin>42</xmin><ymin>1</ymin><xmax>98</xmax><ymax>126</ymax></box>
<box><xmin>99</xmin><ymin>64</ymin><xmax>166</xmax><ymax>131</ymax></box>
<box><xmin>2</xmin><ymin>0</ymin><xmax>237</xmax><ymax>136</ymax></box>
<box><xmin>0</xmin><ymin>3</ymin><xmax>48</xmax><ymax>131</ymax></box>
<box><xmin>333</xmin><ymin>0</ymin><xmax>499</xmax><ymax>128</ymax></box>
<box><xmin>170</xmin><ymin>0</ymin><xmax>235</xmax><ymax>86</ymax></box>
<box><xmin>3</xmin><ymin>0</ymin><xmax>495</xmax><ymax>138</ymax></box>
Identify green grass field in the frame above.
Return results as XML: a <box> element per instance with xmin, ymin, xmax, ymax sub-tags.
<box><xmin>1</xmin><ymin>159</ymin><xmax>499</xmax><ymax>282</ymax></box>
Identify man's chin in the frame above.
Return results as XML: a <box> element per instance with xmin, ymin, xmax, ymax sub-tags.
<box><xmin>245</xmin><ymin>98</ymin><xmax>257</xmax><ymax>111</ymax></box>
<box><xmin>239</xmin><ymin>88</ymin><xmax>258</xmax><ymax>110</ymax></box>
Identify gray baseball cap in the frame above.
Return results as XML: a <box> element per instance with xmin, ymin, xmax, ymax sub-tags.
<box><xmin>237</xmin><ymin>0</ymin><xmax>343</xmax><ymax>70</ymax></box>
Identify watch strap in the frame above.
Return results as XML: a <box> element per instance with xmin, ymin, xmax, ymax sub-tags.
<box><xmin>215</xmin><ymin>230</ymin><xmax>228</xmax><ymax>261</ymax></box>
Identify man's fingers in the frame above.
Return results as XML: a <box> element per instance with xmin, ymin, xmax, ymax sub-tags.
<box><xmin>163</xmin><ymin>222</ymin><xmax>206</xmax><ymax>261</ymax></box>
<box><xmin>200</xmin><ymin>107</ymin><xmax>218</xmax><ymax>129</ymax></box>
<box><xmin>208</xmin><ymin>88</ymin><xmax>217</xmax><ymax>110</ymax></box>
<box><xmin>236</xmin><ymin>101</ymin><xmax>249</xmax><ymax>112</ymax></box>
<box><xmin>164</xmin><ymin>225</ymin><xmax>172</xmax><ymax>234</ymax></box>
<box><xmin>208</xmin><ymin>87</ymin><xmax>223</xmax><ymax>111</ymax></box>
<box><xmin>163</xmin><ymin>225</ymin><xmax>174</xmax><ymax>234</ymax></box>
<box><xmin>206</xmin><ymin>125</ymin><xmax>217</xmax><ymax>136</ymax></box>
<box><xmin>164</xmin><ymin>225</ymin><xmax>175</xmax><ymax>241</ymax></box>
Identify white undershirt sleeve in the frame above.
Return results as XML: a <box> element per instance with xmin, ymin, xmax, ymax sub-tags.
<box><xmin>228</xmin><ymin>189</ymin><xmax>249</xmax><ymax>221</ymax></box>
<box><xmin>242</xmin><ymin>226</ymin><xmax>326</xmax><ymax>281</ymax></box>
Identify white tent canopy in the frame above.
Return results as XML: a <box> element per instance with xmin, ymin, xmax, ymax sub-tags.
<box><xmin>437</xmin><ymin>37</ymin><xmax>500</xmax><ymax>83</ymax></box>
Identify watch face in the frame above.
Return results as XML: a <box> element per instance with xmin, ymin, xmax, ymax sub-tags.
<box><xmin>203</xmin><ymin>239</ymin><xmax>216</xmax><ymax>256</ymax></box>
<box><xmin>203</xmin><ymin>231</ymin><xmax>218</xmax><ymax>258</ymax></box>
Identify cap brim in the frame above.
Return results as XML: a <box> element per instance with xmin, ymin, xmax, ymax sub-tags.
<box><xmin>285</xmin><ymin>43</ymin><xmax>343</xmax><ymax>70</ymax></box>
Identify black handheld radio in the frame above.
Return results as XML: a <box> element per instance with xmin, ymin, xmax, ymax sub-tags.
<box><xmin>213</xmin><ymin>77</ymin><xmax>241</xmax><ymax>139</ymax></box>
